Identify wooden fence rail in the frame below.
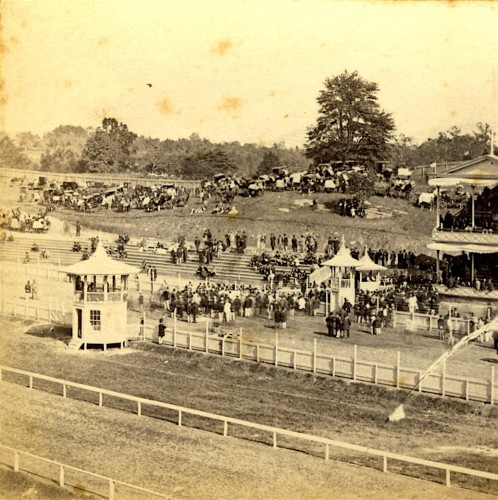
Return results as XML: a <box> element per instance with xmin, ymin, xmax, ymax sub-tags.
<box><xmin>0</xmin><ymin>293</ymin><xmax>495</xmax><ymax>405</ymax></box>
<box><xmin>1</xmin><ymin>366</ymin><xmax>497</xmax><ymax>491</ymax></box>
<box><xmin>0</xmin><ymin>444</ymin><xmax>170</xmax><ymax>499</ymax></box>
<box><xmin>139</xmin><ymin>322</ymin><xmax>496</xmax><ymax>405</ymax></box>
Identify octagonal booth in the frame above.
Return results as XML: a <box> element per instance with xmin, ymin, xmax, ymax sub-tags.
<box><xmin>63</xmin><ymin>242</ymin><xmax>140</xmax><ymax>351</ymax></box>
<box><xmin>321</xmin><ymin>237</ymin><xmax>360</xmax><ymax>312</ymax></box>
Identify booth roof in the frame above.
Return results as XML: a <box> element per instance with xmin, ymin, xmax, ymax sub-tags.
<box><xmin>322</xmin><ymin>241</ymin><xmax>361</xmax><ymax>268</ymax></box>
<box><xmin>62</xmin><ymin>242</ymin><xmax>141</xmax><ymax>276</ymax></box>
<box><xmin>356</xmin><ymin>252</ymin><xmax>388</xmax><ymax>272</ymax></box>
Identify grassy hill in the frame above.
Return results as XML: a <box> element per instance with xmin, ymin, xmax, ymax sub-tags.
<box><xmin>52</xmin><ymin>191</ymin><xmax>435</xmax><ymax>254</ymax></box>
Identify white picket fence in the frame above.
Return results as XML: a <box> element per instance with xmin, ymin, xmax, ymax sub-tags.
<box><xmin>0</xmin><ymin>444</ymin><xmax>169</xmax><ymax>500</ymax></box>
<box><xmin>1</xmin><ymin>366</ymin><xmax>497</xmax><ymax>492</ymax></box>
<box><xmin>137</xmin><ymin>320</ymin><xmax>496</xmax><ymax>405</ymax></box>
<box><xmin>0</xmin><ymin>293</ymin><xmax>495</xmax><ymax>405</ymax></box>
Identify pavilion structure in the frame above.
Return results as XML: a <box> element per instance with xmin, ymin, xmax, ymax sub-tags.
<box><xmin>320</xmin><ymin>236</ymin><xmax>361</xmax><ymax>313</ymax></box>
<box><xmin>355</xmin><ymin>249</ymin><xmax>388</xmax><ymax>292</ymax></box>
<box><xmin>428</xmin><ymin>153</ymin><xmax>498</xmax><ymax>311</ymax></box>
<box><xmin>63</xmin><ymin>241</ymin><xmax>140</xmax><ymax>351</ymax></box>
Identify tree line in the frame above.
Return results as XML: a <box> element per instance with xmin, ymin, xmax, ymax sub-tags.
<box><xmin>0</xmin><ymin>70</ymin><xmax>495</xmax><ymax>179</ymax></box>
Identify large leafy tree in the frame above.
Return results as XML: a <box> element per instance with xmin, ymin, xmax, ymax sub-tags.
<box><xmin>306</xmin><ymin>70</ymin><xmax>395</xmax><ymax>165</ymax></box>
<box><xmin>0</xmin><ymin>133</ymin><xmax>35</xmax><ymax>169</ymax></box>
<box><xmin>79</xmin><ymin>118</ymin><xmax>137</xmax><ymax>173</ymax></box>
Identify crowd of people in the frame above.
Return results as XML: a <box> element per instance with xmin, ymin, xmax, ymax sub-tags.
<box><xmin>0</xmin><ymin>207</ymin><xmax>51</xmax><ymax>233</ymax></box>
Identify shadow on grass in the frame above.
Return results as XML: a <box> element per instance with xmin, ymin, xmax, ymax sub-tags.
<box><xmin>25</xmin><ymin>324</ymin><xmax>72</xmax><ymax>344</ymax></box>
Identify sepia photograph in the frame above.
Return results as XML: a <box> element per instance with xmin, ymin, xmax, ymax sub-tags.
<box><xmin>0</xmin><ymin>0</ymin><xmax>497</xmax><ymax>498</ymax></box>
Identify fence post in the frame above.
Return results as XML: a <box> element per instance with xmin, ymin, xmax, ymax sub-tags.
<box><xmin>205</xmin><ymin>321</ymin><xmax>209</xmax><ymax>353</ymax></box>
<box><xmin>313</xmin><ymin>339</ymin><xmax>317</xmax><ymax>373</ymax></box>
<box><xmin>325</xmin><ymin>443</ymin><xmax>329</xmax><ymax>461</ymax></box>
<box><xmin>273</xmin><ymin>432</ymin><xmax>277</xmax><ymax>448</ymax></box>
<box><xmin>396</xmin><ymin>351</ymin><xmax>401</xmax><ymax>388</ymax></box>
<box><xmin>223</xmin><ymin>420</ymin><xmax>228</xmax><ymax>437</ymax></box>
<box><xmin>331</xmin><ymin>357</ymin><xmax>336</xmax><ymax>377</ymax></box>
<box><xmin>491</xmin><ymin>366</ymin><xmax>495</xmax><ymax>405</ymax></box>
<box><xmin>109</xmin><ymin>479</ymin><xmax>115</xmax><ymax>500</ymax></box>
<box><xmin>59</xmin><ymin>464</ymin><xmax>64</xmax><ymax>487</ymax></box>
<box><xmin>29</xmin><ymin>375</ymin><xmax>33</xmax><ymax>389</ymax></box>
<box><xmin>441</xmin><ymin>358</ymin><xmax>446</xmax><ymax>397</ymax></box>
<box><xmin>445</xmin><ymin>468</ymin><xmax>451</xmax><ymax>487</ymax></box>
<box><xmin>62</xmin><ymin>384</ymin><xmax>66</xmax><ymax>398</ymax></box>
<box><xmin>239</xmin><ymin>327</ymin><xmax>243</xmax><ymax>360</ymax></box>
<box><xmin>383</xmin><ymin>456</ymin><xmax>388</xmax><ymax>473</ymax></box>
<box><xmin>275</xmin><ymin>331</ymin><xmax>279</xmax><ymax>367</ymax></box>
<box><xmin>173</xmin><ymin>312</ymin><xmax>177</xmax><ymax>347</ymax></box>
<box><xmin>353</xmin><ymin>345</ymin><xmax>357</xmax><ymax>381</ymax></box>
<box><xmin>14</xmin><ymin>451</ymin><xmax>19</xmax><ymax>472</ymax></box>
<box><xmin>293</xmin><ymin>350</ymin><xmax>297</xmax><ymax>370</ymax></box>
<box><xmin>137</xmin><ymin>401</ymin><xmax>141</xmax><ymax>417</ymax></box>
<box><xmin>178</xmin><ymin>410</ymin><xmax>182</xmax><ymax>427</ymax></box>
<box><xmin>99</xmin><ymin>392</ymin><xmax>103</xmax><ymax>406</ymax></box>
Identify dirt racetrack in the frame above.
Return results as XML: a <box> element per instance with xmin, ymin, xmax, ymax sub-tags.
<box><xmin>0</xmin><ymin>317</ymin><xmax>497</xmax><ymax>499</ymax></box>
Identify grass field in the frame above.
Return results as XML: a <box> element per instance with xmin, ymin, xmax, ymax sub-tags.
<box><xmin>1</xmin><ymin>317</ymin><xmax>497</xmax><ymax>499</ymax></box>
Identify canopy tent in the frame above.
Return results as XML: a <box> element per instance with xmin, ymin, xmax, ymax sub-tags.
<box><xmin>322</xmin><ymin>247</ymin><xmax>360</xmax><ymax>268</ymax></box>
<box><xmin>356</xmin><ymin>252</ymin><xmax>388</xmax><ymax>272</ymax></box>
<box><xmin>62</xmin><ymin>242</ymin><xmax>140</xmax><ymax>276</ymax></box>
<box><xmin>427</xmin><ymin>242</ymin><xmax>498</xmax><ymax>254</ymax></box>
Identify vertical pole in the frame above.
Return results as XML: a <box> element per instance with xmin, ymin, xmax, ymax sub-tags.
<box><xmin>396</xmin><ymin>351</ymin><xmax>401</xmax><ymax>388</ymax></box>
<box><xmin>223</xmin><ymin>420</ymin><xmax>228</xmax><ymax>437</ymax></box>
<box><xmin>109</xmin><ymin>480</ymin><xmax>115</xmax><ymax>500</ymax></box>
<box><xmin>239</xmin><ymin>327</ymin><xmax>243</xmax><ymax>360</ymax></box>
<box><xmin>491</xmin><ymin>366</ymin><xmax>495</xmax><ymax>405</ymax></box>
<box><xmin>325</xmin><ymin>291</ymin><xmax>328</xmax><ymax>316</ymax></box>
<box><xmin>325</xmin><ymin>444</ymin><xmax>329</xmax><ymax>461</ymax></box>
<box><xmin>59</xmin><ymin>465</ymin><xmax>64</xmax><ymax>487</ymax></box>
<box><xmin>445</xmin><ymin>469</ymin><xmax>451</xmax><ymax>487</ymax></box>
<box><xmin>273</xmin><ymin>432</ymin><xmax>277</xmax><ymax>448</ymax></box>
<box><xmin>205</xmin><ymin>321</ymin><xmax>209</xmax><ymax>353</ymax></box>
<box><xmin>275</xmin><ymin>331</ymin><xmax>279</xmax><ymax>367</ymax></box>
<box><xmin>63</xmin><ymin>384</ymin><xmax>66</xmax><ymax>398</ymax></box>
<box><xmin>471</xmin><ymin>185</ymin><xmax>475</xmax><ymax>229</ymax></box>
<box><xmin>99</xmin><ymin>392</ymin><xmax>103</xmax><ymax>406</ymax></box>
<box><xmin>353</xmin><ymin>345</ymin><xmax>357</xmax><ymax>381</ymax></box>
<box><xmin>313</xmin><ymin>339</ymin><xmax>317</xmax><ymax>373</ymax></box>
<box><xmin>173</xmin><ymin>312</ymin><xmax>177</xmax><ymax>347</ymax></box>
<box><xmin>383</xmin><ymin>456</ymin><xmax>388</xmax><ymax>473</ymax></box>
<box><xmin>436</xmin><ymin>186</ymin><xmax>440</xmax><ymax>229</ymax></box>
<box><xmin>14</xmin><ymin>451</ymin><xmax>19</xmax><ymax>472</ymax></box>
<box><xmin>178</xmin><ymin>410</ymin><xmax>182</xmax><ymax>426</ymax></box>
<box><xmin>293</xmin><ymin>350</ymin><xmax>297</xmax><ymax>370</ymax></box>
<box><xmin>442</xmin><ymin>358</ymin><xmax>446</xmax><ymax>397</ymax></box>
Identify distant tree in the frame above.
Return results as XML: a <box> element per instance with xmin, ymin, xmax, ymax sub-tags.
<box><xmin>0</xmin><ymin>133</ymin><xmax>35</xmax><ymax>169</ymax></box>
<box><xmin>40</xmin><ymin>146</ymin><xmax>79</xmax><ymax>172</ymax></box>
<box><xmin>348</xmin><ymin>171</ymin><xmax>376</xmax><ymax>200</ymax></box>
<box><xmin>181</xmin><ymin>148</ymin><xmax>237</xmax><ymax>179</ymax></box>
<box><xmin>15</xmin><ymin>132</ymin><xmax>42</xmax><ymax>150</ymax></box>
<box><xmin>306</xmin><ymin>70</ymin><xmax>395</xmax><ymax>165</ymax></box>
<box><xmin>79</xmin><ymin>118</ymin><xmax>137</xmax><ymax>173</ymax></box>
<box><xmin>257</xmin><ymin>150</ymin><xmax>281</xmax><ymax>175</ymax></box>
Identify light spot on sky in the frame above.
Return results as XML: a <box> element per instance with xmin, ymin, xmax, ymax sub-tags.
<box><xmin>97</xmin><ymin>37</ymin><xmax>109</xmax><ymax>47</ymax></box>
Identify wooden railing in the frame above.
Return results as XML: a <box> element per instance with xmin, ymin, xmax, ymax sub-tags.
<box><xmin>0</xmin><ymin>444</ymin><xmax>169</xmax><ymax>499</ymax></box>
<box><xmin>1</xmin><ymin>366</ymin><xmax>497</xmax><ymax>491</ymax></box>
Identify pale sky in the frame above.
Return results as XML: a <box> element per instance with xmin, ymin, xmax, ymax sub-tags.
<box><xmin>1</xmin><ymin>0</ymin><xmax>497</xmax><ymax>147</ymax></box>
